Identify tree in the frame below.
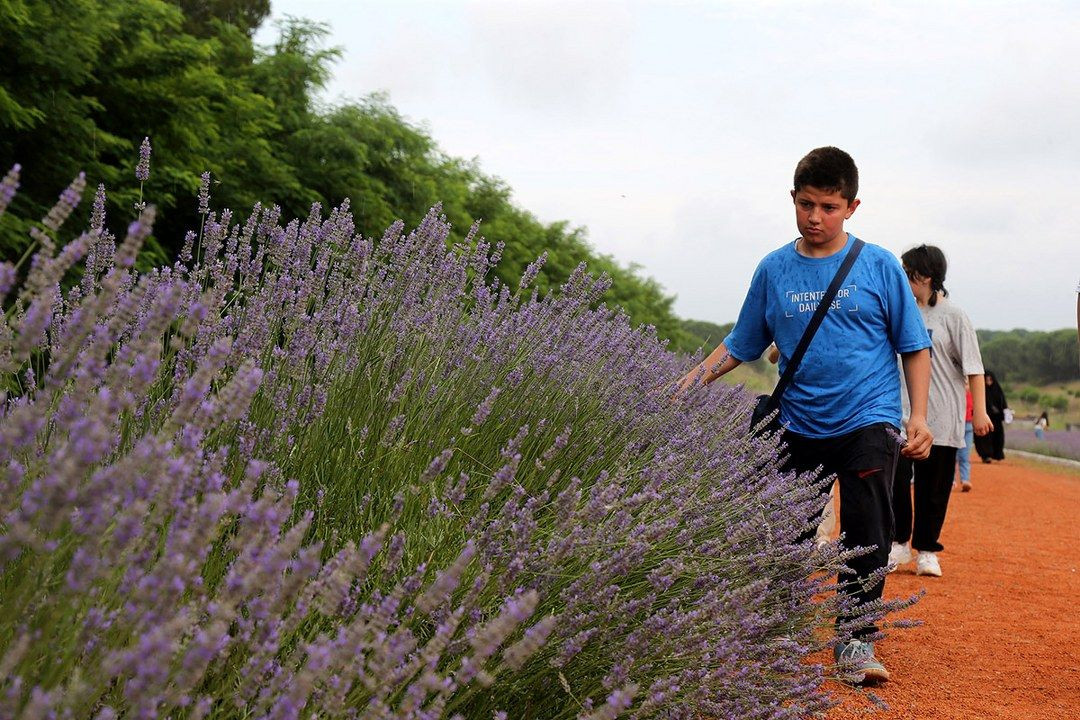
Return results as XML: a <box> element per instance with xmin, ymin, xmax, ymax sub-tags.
<box><xmin>0</xmin><ymin>0</ymin><xmax>287</xmax><ymax>263</ymax></box>
<box><xmin>171</xmin><ymin>0</ymin><xmax>270</xmax><ymax>36</ymax></box>
<box><xmin>979</xmin><ymin>329</ymin><xmax>1078</xmax><ymax>385</ymax></box>
<box><xmin>0</xmin><ymin>1</ymin><xmax>692</xmax><ymax>346</ymax></box>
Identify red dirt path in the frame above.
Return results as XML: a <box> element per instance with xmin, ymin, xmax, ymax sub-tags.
<box><xmin>825</xmin><ymin>456</ymin><xmax>1080</xmax><ymax>719</ymax></box>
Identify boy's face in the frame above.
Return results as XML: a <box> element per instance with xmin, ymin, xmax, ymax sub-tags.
<box><xmin>790</xmin><ymin>186</ymin><xmax>859</xmax><ymax>255</ymax></box>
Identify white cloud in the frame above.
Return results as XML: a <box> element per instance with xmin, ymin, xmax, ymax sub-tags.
<box><xmin>465</xmin><ymin>1</ymin><xmax>634</xmax><ymax>115</ymax></box>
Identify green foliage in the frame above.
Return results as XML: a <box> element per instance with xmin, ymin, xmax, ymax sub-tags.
<box><xmin>0</xmin><ymin>0</ymin><xmax>689</xmax><ymax>346</ymax></box>
<box><xmin>0</xmin><ymin>0</ymin><xmax>258</xmax><ymax>262</ymax></box>
<box><xmin>1019</xmin><ymin>386</ymin><xmax>1041</xmax><ymax>405</ymax></box>
<box><xmin>977</xmin><ymin>328</ymin><xmax>1079</xmax><ymax>385</ymax></box>
<box><xmin>675</xmin><ymin>319</ymin><xmax>732</xmax><ymax>354</ymax></box>
<box><xmin>1041</xmin><ymin>394</ymin><xmax>1069</xmax><ymax>412</ymax></box>
<box><xmin>171</xmin><ymin>0</ymin><xmax>270</xmax><ymax>36</ymax></box>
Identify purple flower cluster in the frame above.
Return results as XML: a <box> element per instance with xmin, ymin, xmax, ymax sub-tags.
<box><xmin>135</xmin><ymin>137</ymin><xmax>151</xmax><ymax>182</ymax></box>
<box><xmin>0</xmin><ymin>164</ymin><xmax>20</xmax><ymax>215</ymax></box>
<box><xmin>0</xmin><ymin>162</ymin><xmax>884</xmax><ymax>718</ymax></box>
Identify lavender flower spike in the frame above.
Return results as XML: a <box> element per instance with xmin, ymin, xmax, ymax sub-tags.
<box><xmin>0</xmin><ymin>170</ymin><xmax>891</xmax><ymax>719</ymax></box>
<box><xmin>0</xmin><ymin>164</ymin><xmax>20</xmax><ymax>215</ymax></box>
<box><xmin>90</xmin><ymin>183</ymin><xmax>107</xmax><ymax>232</ymax></box>
<box><xmin>42</xmin><ymin>172</ymin><xmax>86</xmax><ymax>232</ymax></box>
<box><xmin>136</xmin><ymin>137</ymin><xmax>151</xmax><ymax>182</ymax></box>
<box><xmin>198</xmin><ymin>171</ymin><xmax>211</xmax><ymax>215</ymax></box>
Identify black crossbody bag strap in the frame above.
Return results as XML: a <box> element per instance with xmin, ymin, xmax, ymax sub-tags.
<box><xmin>762</xmin><ymin>238</ymin><xmax>865</xmax><ymax>413</ymax></box>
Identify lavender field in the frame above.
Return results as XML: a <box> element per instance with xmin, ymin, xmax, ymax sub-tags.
<box><xmin>1005</xmin><ymin>429</ymin><xmax>1080</xmax><ymax>462</ymax></box>
<box><xmin>0</xmin><ymin>155</ymin><xmax>898</xmax><ymax>718</ymax></box>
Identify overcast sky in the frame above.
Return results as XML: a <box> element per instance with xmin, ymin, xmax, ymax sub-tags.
<box><xmin>259</xmin><ymin>0</ymin><xmax>1079</xmax><ymax>332</ymax></box>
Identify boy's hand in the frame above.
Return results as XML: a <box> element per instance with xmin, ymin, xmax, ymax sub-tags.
<box><xmin>972</xmin><ymin>411</ymin><xmax>993</xmax><ymax>437</ymax></box>
<box><xmin>902</xmin><ymin>417</ymin><xmax>933</xmax><ymax>459</ymax></box>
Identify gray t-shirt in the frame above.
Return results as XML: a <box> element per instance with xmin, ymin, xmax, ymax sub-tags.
<box><xmin>901</xmin><ymin>297</ymin><xmax>985</xmax><ymax>448</ymax></box>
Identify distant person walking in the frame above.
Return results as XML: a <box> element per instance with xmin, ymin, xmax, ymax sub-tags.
<box><xmin>1034</xmin><ymin>411</ymin><xmax>1049</xmax><ymax>440</ymax></box>
<box><xmin>975</xmin><ymin>371</ymin><xmax>1008</xmax><ymax>462</ymax></box>
<box><xmin>889</xmin><ymin>245</ymin><xmax>991</xmax><ymax>578</ymax></box>
<box><xmin>954</xmin><ymin>383</ymin><xmax>974</xmax><ymax>492</ymax></box>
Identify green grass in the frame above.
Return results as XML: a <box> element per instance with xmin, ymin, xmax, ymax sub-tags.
<box><xmin>1008</xmin><ymin>378</ymin><xmax>1080</xmax><ymax>428</ymax></box>
<box><xmin>718</xmin><ymin>361</ymin><xmax>778</xmax><ymax>394</ymax></box>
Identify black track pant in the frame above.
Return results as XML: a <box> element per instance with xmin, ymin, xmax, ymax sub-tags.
<box><xmin>893</xmin><ymin>445</ymin><xmax>959</xmax><ymax>552</ymax></box>
<box><xmin>781</xmin><ymin>423</ymin><xmax>900</xmax><ymax>639</ymax></box>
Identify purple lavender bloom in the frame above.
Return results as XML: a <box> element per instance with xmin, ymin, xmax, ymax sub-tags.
<box><xmin>518</xmin><ymin>252</ymin><xmax>547</xmax><ymax>291</ymax></box>
<box><xmin>420</xmin><ymin>449</ymin><xmax>454</xmax><ymax>483</ymax></box>
<box><xmin>0</xmin><ymin>164</ymin><xmax>21</xmax><ymax>215</ymax></box>
<box><xmin>0</xmin><ymin>262</ymin><xmax>15</xmax><ymax>297</ymax></box>
<box><xmin>0</xmin><ymin>171</ymin><xmax>878</xmax><ymax>719</ymax></box>
<box><xmin>90</xmin><ymin>183</ymin><xmax>107</xmax><ymax>232</ymax></box>
<box><xmin>197</xmin><ymin>171</ymin><xmax>211</xmax><ymax>215</ymax></box>
<box><xmin>135</xmin><ymin>137</ymin><xmax>151</xmax><ymax>182</ymax></box>
<box><xmin>41</xmin><ymin>172</ymin><xmax>86</xmax><ymax>233</ymax></box>
<box><xmin>470</xmin><ymin>386</ymin><xmax>501</xmax><ymax>428</ymax></box>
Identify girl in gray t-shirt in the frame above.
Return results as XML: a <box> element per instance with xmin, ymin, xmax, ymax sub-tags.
<box><xmin>889</xmin><ymin>245</ymin><xmax>993</xmax><ymax>578</ymax></box>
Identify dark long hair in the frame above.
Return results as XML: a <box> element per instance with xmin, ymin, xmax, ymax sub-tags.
<box><xmin>901</xmin><ymin>244</ymin><xmax>948</xmax><ymax>306</ymax></box>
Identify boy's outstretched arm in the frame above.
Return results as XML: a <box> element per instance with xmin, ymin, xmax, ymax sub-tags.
<box><xmin>900</xmin><ymin>348</ymin><xmax>933</xmax><ymax>459</ymax></box>
<box><xmin>677</xmin><ymin>343</ymin><xmax>742</xmax><ymax>392</ymax></box>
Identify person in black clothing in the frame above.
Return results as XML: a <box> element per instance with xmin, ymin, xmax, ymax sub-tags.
<box><xmin>975</xmin><ymin>371</ymin><xmax>1008</xmax><ymax>462</ymax></box>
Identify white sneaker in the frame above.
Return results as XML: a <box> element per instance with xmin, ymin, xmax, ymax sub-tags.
<box><xmin>916</xmin><ymin>551</ymin><xmax>942</xmax><ymax>577</ymax></box>
<box><xmin>887</xmin><ymin>542</ymin><xmax>913</xmax><ymax>572</ymax></box>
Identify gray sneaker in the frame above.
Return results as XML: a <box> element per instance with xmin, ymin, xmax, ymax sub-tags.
<box><xmin>834</xmin><ymin>639</ymin><xmax>890</xmax><ymax>684</ymax></box>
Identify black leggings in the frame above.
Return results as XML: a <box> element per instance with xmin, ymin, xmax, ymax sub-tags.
<box><xmin>893</xmin><ymin>445</ymin><xmax>959</xmax><ymax>552</ymax></box>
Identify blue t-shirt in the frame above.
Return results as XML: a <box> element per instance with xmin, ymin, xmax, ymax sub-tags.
<box><xmin>724</xmin><ymin>234</ymin><xmax>930</xmax><ymax>438</ymax></box>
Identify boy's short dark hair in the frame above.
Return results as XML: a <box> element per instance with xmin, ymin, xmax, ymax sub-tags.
<box><xmin>793</xmin><ymin>147</ymin><xmax>859</xmax><ymax>201</ymax></box>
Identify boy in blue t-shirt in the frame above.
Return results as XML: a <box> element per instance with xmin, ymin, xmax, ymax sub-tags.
<box><xmin>679</xmin><ymin>147</ymin><xmax>932</xmax><ymax>684</ymax></box>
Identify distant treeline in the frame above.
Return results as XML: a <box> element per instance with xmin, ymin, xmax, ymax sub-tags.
<box><xmin>676</xmin><ymin>319</ymin><xmax>732</xmax><ymax>358</ymax></box>
<box><xmin>0</xmin><ymin>0</ymin><xmax>693</xmax><ymax>348</ymax></box>
<box><xmin>677</xmin><ymin>321</ymin><xmax>1080</xmax><ymax>387</ymax></box>
<box><xmin>977</xmin><ymin>329</ymin><xmax>1079</xmax><ymax>386</ymax></box>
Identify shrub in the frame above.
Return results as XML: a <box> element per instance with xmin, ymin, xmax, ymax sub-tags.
<box><xmin>1019</xmin><ymin>387</ymin><xmax>1041</xmax><ymax>405</ymax></box>
<box><xmin>0</xmin><ymin>161</ymin><xmax>874</xmax><ymax>718</ymax></box>
<box><xmin>1037</xmin><ymin>394</ymin><xmax>1069</xmax><ymax>413</ymax></box>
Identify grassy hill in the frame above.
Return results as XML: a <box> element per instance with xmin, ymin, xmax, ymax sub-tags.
<box><xmin>676</xmin><ymin>318</ymin><xmax>778</xmax><ymax>394</ymax></box>
<box><xmin>1007</xmin><ymin>379</ymin><xmax>1080</xmax><ymax>429</ymax></box>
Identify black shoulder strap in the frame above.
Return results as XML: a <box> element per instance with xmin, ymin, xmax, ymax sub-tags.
<box><xmin>765</xmin><ymin>238</ymin><xmax>865</xmax><ymax>410</ymax></box>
